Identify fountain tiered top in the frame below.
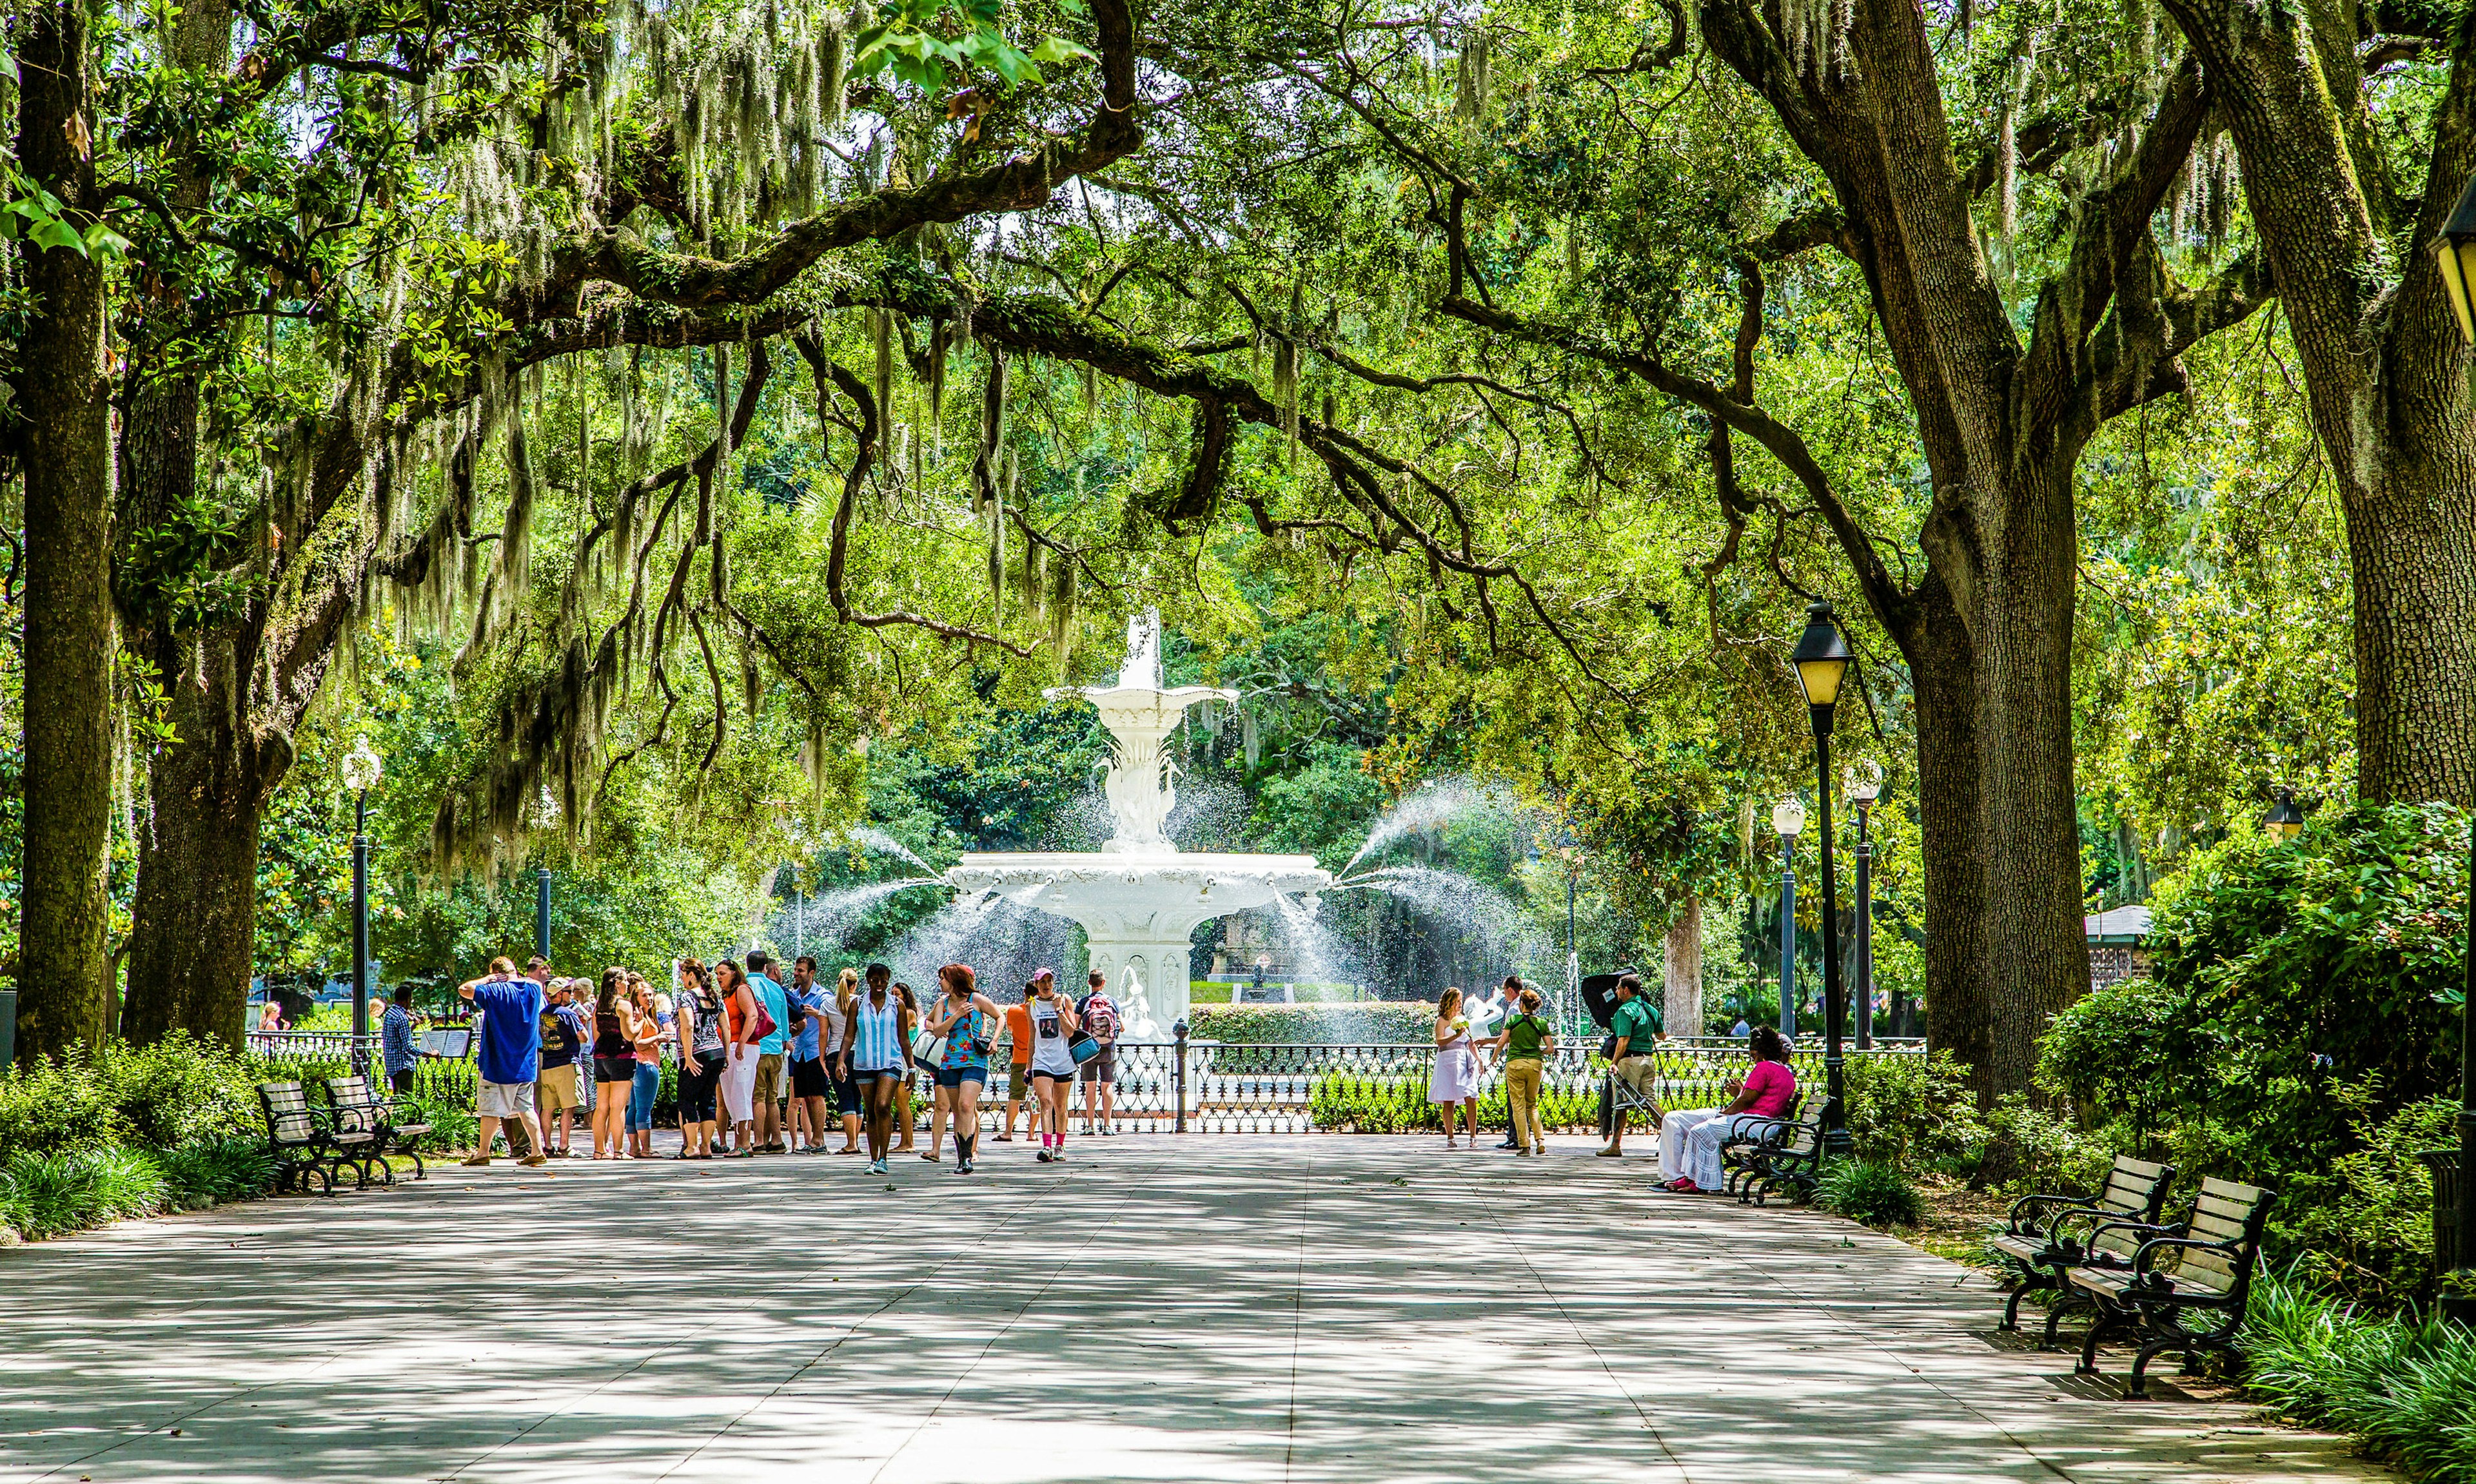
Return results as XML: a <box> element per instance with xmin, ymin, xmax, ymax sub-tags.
<box><xmin>947</xmin><ymin>609</ymin><xmax>1331</xmax><ymax>1028</ymax></box>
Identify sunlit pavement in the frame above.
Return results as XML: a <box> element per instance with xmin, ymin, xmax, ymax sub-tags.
<box><xmin>3</xmin><ymin>1133</ymin><xmax>2393</xmax><ymax>1483</ymax></box>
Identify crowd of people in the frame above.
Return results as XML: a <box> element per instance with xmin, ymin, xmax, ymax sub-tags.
<box><xmin>368</xmin><ymin>954</ymin><xmax>1792</xmax><ymax>1190</ymax></box>
<box><xmin>408</xmin><ymin>955</ymin><xmax>1128</xmax><ymax>1176</ymax></box>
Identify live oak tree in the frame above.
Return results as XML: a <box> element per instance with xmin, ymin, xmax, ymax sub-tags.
<box><xmin>2157</xmin><ymin>0</ymin><xmax>2476</xmax><ymax>808</ymax></box>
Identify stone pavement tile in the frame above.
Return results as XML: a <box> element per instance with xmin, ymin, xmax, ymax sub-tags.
<box><xmin>0</xmin><ymin>1135</ymin><xmax>2399</xmax><ymax>1484</ymax></box>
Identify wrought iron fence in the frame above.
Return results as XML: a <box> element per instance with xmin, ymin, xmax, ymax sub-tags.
<box><xmin>241</xmin><ymin>1029</ymin><xmax>1923</xmax><ymax>1139</ymax></box>
<box><xmin>951</xmin><ymin>1037</ymin><xmax>1925</xmax><ymax>1135</ymax></box>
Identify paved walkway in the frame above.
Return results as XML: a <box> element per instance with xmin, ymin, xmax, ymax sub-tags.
<box><xmin>3</xmin><ymin>1135</ymin><xmax>2392</xmax><ymax>1483</ymax></box>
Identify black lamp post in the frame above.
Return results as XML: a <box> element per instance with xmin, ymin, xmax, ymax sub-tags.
<box><xmin>1791</xmin><ymin>601</ymin><xmax>1854</xmax><ymax>1155</ymax></box>
<box><xmin>1846</xmin><ymin>759</ymin><xmax>1884</xmax><ymax>1050</ymax></box>
<box><xmin>2262</xmin><ymin>790</ymin><xmax>2306</xmax><ymax>842</ymax></box>
<box><xmin>2432</xmin><ymin>175</ymin><xmax>2476</xmax><ymax>1297</ymax></box>
<box><xmin>340</xmin><ymin>736</ymin><xmax>383</xmax><ymax>1078</ymax></box>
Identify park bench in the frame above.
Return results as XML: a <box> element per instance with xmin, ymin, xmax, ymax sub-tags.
<box><xmin>258</xmin><ymin>1081</ymin><xmax>353</xmax><ymax>1196</ymax></box>
<box><xmin>1990</xmin><ymin>1153</ymin><xmax>2176</xmax><ymax>1336</ymax></box>
<box><xmin>1720</xmin><ymin>1092</ymin><xmax>1807</xmax><ymax>1196</ymax></box>
<box><xmin>324</xmin><ymin>1074</ymin><xmax>431</xmax><ymax>1185</ymax></box>
<box><xmin>1729</xmin><ymin>1104</ymin><xmax>1827</xmax><ymax>1206</ymax></box>
<box><xmin>2067</xmin><ymin>1177</ymin><xmax>2277</xmax><ymax>1399</ymax></box>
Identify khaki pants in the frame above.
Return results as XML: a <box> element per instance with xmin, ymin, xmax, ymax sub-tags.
<box><xmin>1505</xmin><ymin>1058</ymin><xmax>1547</xmax><ymax>1152</ymax></box>
<box><xmin>1611</xmin><ymin>1055</ymin><xmax>1663</xmax><ymax>1120</ymax></box>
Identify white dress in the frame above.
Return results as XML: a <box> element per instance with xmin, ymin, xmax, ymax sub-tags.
<box><xmin>1428</xmin><ymin>1022</ymin><xmax>1479</xmax><ymax>1103</ymax></box>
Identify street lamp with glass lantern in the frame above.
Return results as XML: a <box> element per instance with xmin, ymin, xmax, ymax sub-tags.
<box><xmin>1790</xmin><ymin>600</ymin><xmax>1855</xmax><ymax>1155</ymax></box>
<box><xmin>1845</xmin><ymin>759</ymin><xmax>1885</xmax><ymax>1050</ymax></box>
<box><xmin>2426</xmin><ymin>177</ymin><xmax>2476</xmax><ymax>1300</ymax></box>
<box><xmin>340</xmin><ymin>736</ymin><xmax>384</xmax><ymax>1076</ymax></box>
<box><xmin>1772</xmin><ymin>796</ymin><xmax>1805</xmax><ymax>1043</ymax></box>
<box><xmin>2262</xmin><ymin>790</ymin><xmax>2306</xmax><ymax>842</ymax></box>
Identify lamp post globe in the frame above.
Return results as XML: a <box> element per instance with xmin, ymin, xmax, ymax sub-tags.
<box><xmin>2262</xmin><ymin>790</ymin><xmax>2306</xmax><ymax>843</ymax></box>
<box><xmin>1789</xmin><ymin>600</ymin><xmax>1855</xmax><ymax>1155</ymax></box>
<box><xmin>1773</xmin><ymin>796</ymin><xmax>1803</xmax><ymax>1042</ymax></box>
<box><xmin>342</xmin><ymin>737</ymin><xmax>382</xmax><ymax>1075</ymax></box>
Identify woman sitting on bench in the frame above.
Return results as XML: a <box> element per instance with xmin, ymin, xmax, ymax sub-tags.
<box><xmin>1658</xmin><ymin>1027</ymin><xmax>1797</xmax><ymax>1193</ymax></box>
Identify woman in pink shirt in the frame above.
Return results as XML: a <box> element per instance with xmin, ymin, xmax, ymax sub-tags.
<box><xmin>1657</xmin><ymin>1027</ymin><xmax>1798</xmax><ymax>1193</ymax></box>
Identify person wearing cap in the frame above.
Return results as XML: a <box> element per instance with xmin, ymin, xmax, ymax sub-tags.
<box><xmin>1596</xmin><ymin>972</ymin><xmax>1665</xmax><ymax>1158</ymax></box>
<box><xmin>999</xmin><ymin>970</ymin><xmax>1050</xmax><ymax>1142</ymax></box>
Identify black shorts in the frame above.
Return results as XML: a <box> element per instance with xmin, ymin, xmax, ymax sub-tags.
<box><xmin>1030</xmin><ymin>1065</ymin><xmax>1076</xmax><ymax>1086</ymax></box>
<box><xmin>833</xmin><ymin>1065</ymin><xmax>862</xmax><ymax>1115</ymax></box>
<box><xmin>791</xmin><ymin>1056</ymin><xmax>831</xmax><ymax>1100</ymax></box>
<box><xmin>934</xmin><ymin>1065</ymin><xmax>988</xmax><ymax>1089</ymax></box>
<box><xmin>1080</xmin><ymin>1048</ymin><xmax>1117</xmax><ymax>1084</ymax></box>
<box><xmin>593</xmin><ymin>1056</ymin><xmax>637</xmax><ymax>1084</ymax></box>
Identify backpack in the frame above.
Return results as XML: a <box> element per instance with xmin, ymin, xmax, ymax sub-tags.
<box><xmin>1079</xmin><ymin>994</ymin><xmax>1121</xmax><ymax>1043</ymax></box>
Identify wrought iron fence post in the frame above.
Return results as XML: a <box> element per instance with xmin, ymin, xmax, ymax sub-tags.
<box><xmin>1174</xmin><ymin>1020</ymin><xmax>1188</xmax><ymax>1133</ymax></box>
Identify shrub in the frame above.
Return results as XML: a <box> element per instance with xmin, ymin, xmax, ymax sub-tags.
<box><xmin>155</xmin><ymin>1138</ymin><xmax>276</xmax><ymax>1209</ymax></box>
<box><xmin>1983</xmin><ymin>1093</ymin><xmax>2119</xmax><ymax>1198</ymax></box>
<box><xmin>0</xmin><ymin>1057</ymin><xmax>129</xmax><ymax>1159</ymax></box>
<box><xmin>1843</xmin><ymin>1048</ymin><xmax>1983</xmax><ymax>1170</ymax></box>
<box><xmin>84</xmin><ymin>1147</ymin><xmax>168</xmax><ymax>1222</ymax></box>
<box><xmin>1190</xmin><ymin>1002</ymin><xmax>1439</xmax><ymax>1046</ymax></box>
<box><xmin>409</xmin><ymin>1088</ymin><xmax>478</xmax><ymax>1152</ymax></box>
<box><xmin>2274</xmin><ymin>1091</ymin><xmax>2454</xmax><ymax>1307</ymax></box>
<box><xmin>0</xmin><ymin>1036</ymin><xmax>264</xmax><ymax>1161</ymax></box>
<box><xmin>1</xmin><ymin>1151</ymin><xmax>107</xmax><ymax>1238</ymax></box>
<box><xmin>1816</xmin><ymin>1158</ymin><xmax>1926</xmax><ymax>1227</ymax></box>
<box><xmin>2243</xmin><ymin>1269</ymin><xmax>2476</xmax><ymax>1482</ymax></box>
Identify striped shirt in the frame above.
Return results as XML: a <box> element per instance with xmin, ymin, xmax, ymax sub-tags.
<box><xmin>849</xmin><ymin>993</ymin><xmax>903</xmax><ymax>1073</ymax></box>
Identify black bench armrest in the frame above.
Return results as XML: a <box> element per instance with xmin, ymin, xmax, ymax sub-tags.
<box><xmin>2005</xmin><ymin>1193</ymin><xmax>2096</xmax><ymax>1235</ymax></box>
<box><xmin>2130</xmin><ymin>1234</ymin><xmax>2243</xmax><ymax>1281</ymax></box>
<box><xmin>2076</xmin><ymin>1214</ymin><xmax>2185</xmax><ymax>1258</ymax></box>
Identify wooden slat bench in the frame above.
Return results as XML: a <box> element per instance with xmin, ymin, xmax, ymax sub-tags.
<box><xmin>1731</xmin><ymin>1105</ymin><xmax>1826</xmax><ymax>1206</ymax></box>
<box><xmin>1720</xmin><ymin>1093</ymin><xmax>1807</xmax><ymax>1197</ymax></box>
<box><xmin>1989</xmin><ymin>1153</ymin><xmax>2176</xmax><ymax>1336</ymax></box>
<box><xmin>259</xmin><ymin>1082</ymin><xmax>345</xmax><ymax>1196</ymax></box>
<box><xmin>2069</xmin><ymin>1176</ymin><xmax>2277</xmax><ymax>1398</ymax></box>
<box><xmin>324</xmin><ymin>1075</ymin><xmax>431</xmax><ymax>1185</ymax></box>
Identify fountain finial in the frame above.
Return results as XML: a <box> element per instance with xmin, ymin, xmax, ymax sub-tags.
<box><xmin>1044</xmin><ymin>607</ymin><xmax>1235</xmax><ymax>854</ymax></box>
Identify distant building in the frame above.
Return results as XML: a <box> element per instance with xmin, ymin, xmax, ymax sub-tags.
<box><xmin>2085</xmin><ymin>905</ymin><xmax>2154</xmax><ymax>990</ymax></box>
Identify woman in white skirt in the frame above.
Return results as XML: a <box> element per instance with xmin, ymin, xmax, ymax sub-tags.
<box><xmin>1430</xmin><ymin>987</ymin><xmax>1482</xmax><ymax>1148</ymax></box>
<box><xmin>715</xmin><ymin>959</ymin><xmax>764</xmax><ymax>1156</ymax></box>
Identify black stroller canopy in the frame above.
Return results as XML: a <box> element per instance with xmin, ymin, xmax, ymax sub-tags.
<box><xmin>1579</xmin><ymin>970</ymin><xmax>1639</xmax><ymax>1030</ymax></box>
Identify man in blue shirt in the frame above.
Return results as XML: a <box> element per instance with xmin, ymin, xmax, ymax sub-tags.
<box><xmin>787</xmin><ymin>955</ymin><xmax>834</xmax><ymax>1153</ymax></box>
<box><xmin>380</xmin><ymin>986</ymin><xmax>420</xmax><ymax>1096</ymax></box>
<box><xmin>745</xmin><ymin>951</ymin><xmax>792</xmax><ymax>1154</ymax></box>
<box><xmin>458</xmin><ymin>956</ymin><xmax>547</xmax><ymax>1166</ymax></box>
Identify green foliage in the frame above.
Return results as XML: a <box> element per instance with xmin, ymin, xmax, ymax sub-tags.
<box><xmin>153</xmin><ymin>1138</ymin><xmax>277</xmax><ymax>1211</ymax></box>
<box><xmin>2242</xmin><ymin>1269</ymin><xmax>2476</xmax><ymax>1483</ymax></box>
<box><xmin>1842</xmin><ymin>1048</ymin><xmax>1983</xmax><ymax>1170</ymax></box>
<box><xmin>0</xmin><ymin>1145</ymin><xmax>180</xmax><ymax>1238</ymax></box>
<box><xmin>0</xmin><ymin>1036</ymin><xmax>264</xmax><ymax>1160</ymax></box>
<box><xmin>1189</xmin><ymin>1002</ymin><xmax>1438</xmax><ymax>1045</ymax></box>
<box><xmin>1306</xmin><ymin>1073</ymin><xmax>1597</xmax><ymax>1134</ymax></box>
<box><xmin>2274</xmin><ymin>1093</ymin><xmax>2455</xmax><ymax>1308</ymax></box>
<box><xmin>1816</xmin><ymin>1158</ymin><xmax>1927</xmax><ymax>1228</ymax></box>
<box><xmin>408</xmin><ymin>1086</ymin><xmax>479</xmax><ymax>1153</ymax></box>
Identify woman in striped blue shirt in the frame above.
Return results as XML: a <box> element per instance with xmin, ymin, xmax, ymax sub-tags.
<box><xmin>836</xmin><ymin>962</ymin><xmax>913</xmax><ymax>1175</ymax></box>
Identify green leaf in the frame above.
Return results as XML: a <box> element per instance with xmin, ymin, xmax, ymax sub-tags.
<box><xmin>1027</xmin><ymin>35</ymin><xmax>1095</xmax><ymax>65</ymax></box>
<box><xmin>28</xmin><ymin>216</ymin><xmax>90</xmax><ymax>255</ymax></box>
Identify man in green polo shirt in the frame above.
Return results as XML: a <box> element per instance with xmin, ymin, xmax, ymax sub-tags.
<box><xmin>1597</xmin><ymin>972</ymin><xmax>1665</xmax><ymax>1157</ymax></box>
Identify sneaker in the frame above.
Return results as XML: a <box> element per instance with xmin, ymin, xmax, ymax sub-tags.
<box><xmin>955</xmin><ymin>1158</ymin><xmax>973</xmax><ymax>1174</ymax></box>
<box><xmin>1036</xmin><ymin>1147</ymin><xmax>1054</xmax><ymax>1162</ymax></box>
<box><xmin>868</xmin><ymin>1158</ymin><xmax>887</xmax><ymax>1175</ymax></box>
<box><xmin>518</xmin><ymin>1154</ymin><xmax>547</xmax><ymax>1167</ymax></box>
<box><xmin>1496</xmin><ymin>1140</ymin><xmax>1519</xmax><ymax>1150</ymax></box>
<box><xmin>1051</xmin><ymin>1147</ymin><xmax>1066</xmax><ymax>1162</ymax></box>
<box><xmin>458</xmin><ymin>1155</ymin><xmax>491</xmax><ymax>1167</ymax></box>
<box><xmin>1099</xmin><ymin>1126</ymin><xmax>1114</xmax><ymax>1136</ymax></box>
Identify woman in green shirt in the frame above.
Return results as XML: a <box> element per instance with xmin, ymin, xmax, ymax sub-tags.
<box><xmin>1483</xmin><ymin>985</ymin><xmax>1557</xmax><ymax>1154</ymax></box>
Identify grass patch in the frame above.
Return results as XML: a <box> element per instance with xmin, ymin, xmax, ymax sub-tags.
<box><xmin>2242</xmin><ymin>1269</ymin><xmax>2476</xmax><ymax>1483</ymax></box>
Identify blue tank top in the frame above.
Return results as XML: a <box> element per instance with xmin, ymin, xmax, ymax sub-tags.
<box><xmin>939</xmin><ymin>1004</ymin><xmax>987</xmax><ymax>1070</ymax></box>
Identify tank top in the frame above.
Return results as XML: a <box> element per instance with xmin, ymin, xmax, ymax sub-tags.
<box><xmin>939</xmin><ymin>1004</ymin><xmax>988</xmax><ymax>1070</ymax></box>
<box><xmin>687</xmin><ymin>987</ymin><xmax>725</xmax><ymax>1056</ymax></box>
<box><xmin>594</xmin><ymin>1010</ymin><xmax>634</xmax><ymax>1062</ymax></box>
<box><xmin>850</xmin><ymin>993</ymin><xmax>903</xmax><ymax>1071</ymax></box>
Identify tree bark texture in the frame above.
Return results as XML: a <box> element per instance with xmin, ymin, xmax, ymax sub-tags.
<box><xmin>121</xmin><ymin>634</ymin><xmax>273</xmax><ymax>1050</ymax></box>
<box><xmin>2159</xmin><ymin>0</ymin><xmax>2476</xmax><ymax>808</ymax></box>
<box><xmin>14</xmin><ymin>0</ymin><xmax>116</xmax><ymax>1059</ymax></box>
<box><xmin>1663</xmin><ymin>895</ymin><xmax>1704</xmax><ymax>1035</ymax></box>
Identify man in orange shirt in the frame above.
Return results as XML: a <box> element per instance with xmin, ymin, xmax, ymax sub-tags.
<box><xmin>997</xmin><ymin>970</ymin><xmax>1049</xmax><ymax>1142</ymax></box>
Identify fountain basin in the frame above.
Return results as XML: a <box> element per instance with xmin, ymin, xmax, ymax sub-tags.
<box><xmin>947</xmin><ymin>851</ymin><xmax>1331</xmax><ymax>1030</ymax></box>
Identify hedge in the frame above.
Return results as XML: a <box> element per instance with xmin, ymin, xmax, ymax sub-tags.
<box><xmin>1188</xmin><ymin>1002</ymin><xmax>1439</xmax><ymax>1044</ymax></box>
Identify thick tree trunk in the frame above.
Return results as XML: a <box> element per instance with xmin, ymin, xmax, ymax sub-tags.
<box><xmin>1896</xmin><ymin>580</ymin><xmax>1998</xmax><ymax>1096</ymax></box>
<box><xmin>123</xmin><ymin>644</ymin><xmax>269</xmax><ymax>1050</ymax></box>
<box><xmin>2161</xmin><ymin>0</ymin><xmax>2476</xmax><ymax>808</ymax></box>
<box><xmin>14</xmin><ymin>0</ymin><xmax>116</xmax><ymax>1059</ymax></box>
<box><xmin>1662</xmin><ymin>896</ymin><xmax>1702</xmax><ymax>1036</ymax></box>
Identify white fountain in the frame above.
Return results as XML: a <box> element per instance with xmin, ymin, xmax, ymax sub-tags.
<box><xmin>945</xmin><ymin>609</ymin><xmax>1331</xmax><ymax>1030</ymax></box>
